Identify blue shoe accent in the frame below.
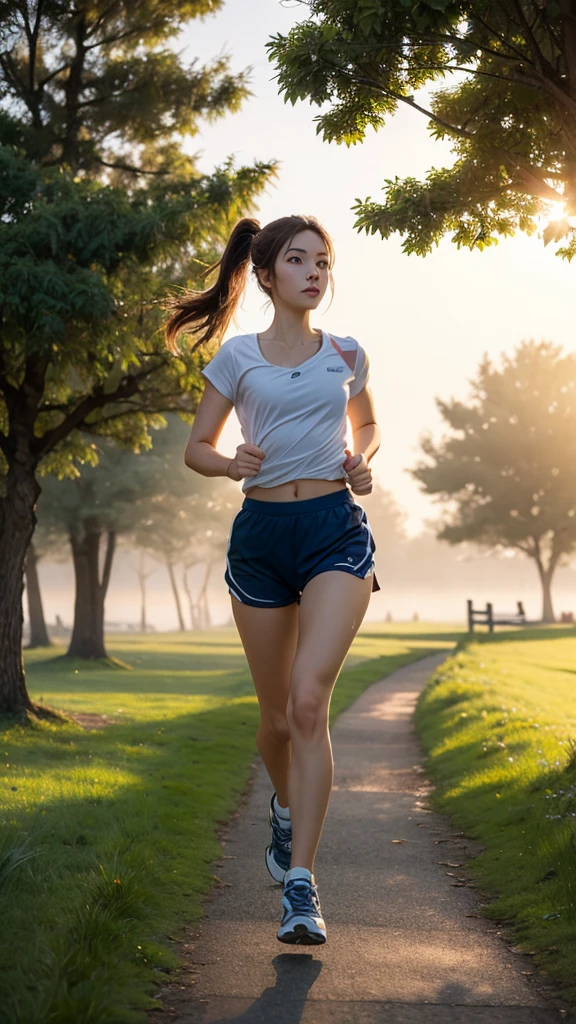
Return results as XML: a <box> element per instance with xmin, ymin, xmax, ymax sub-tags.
<box><xmin>277</xmin><ymin>870</ymin><xmax>326</xmax><ymax>945</ymax></box>
<box><xmin>265</xmin><ymin>793</ymin><xmax>291</xmax><ymax>883</ymax></box>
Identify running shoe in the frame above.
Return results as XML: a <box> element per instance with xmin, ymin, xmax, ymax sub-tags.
<box><xmin>277</xmin><ymin>867</ymin><xmax>327</xmax><ymax>945</ymax></box>
<box><xmin>265</xmin><ymin>792</ymin><xmax>292</xmax><ymax>883</ymax></box>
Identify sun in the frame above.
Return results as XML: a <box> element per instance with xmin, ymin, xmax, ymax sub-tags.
<box><xmin>544</xmin><ymin>199</ymin><xmax>569</xmax><ymax>222</ymax></box>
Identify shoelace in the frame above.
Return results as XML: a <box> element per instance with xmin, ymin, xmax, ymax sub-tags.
<box><xmin>284</xmin><ymin>879</ymin><xmax>321</xmax><ymax>916</ymax></box>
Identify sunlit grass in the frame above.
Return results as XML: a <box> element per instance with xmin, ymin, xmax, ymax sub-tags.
<box><xmin>2</xmin><ymin>623</ymin><xmax>459</xmax><ymax>1024</ymax></box>
<box><xmin>415</xmin><ymin>625</ymin><xmax>576</xmax><ymax>1006</ymax></box>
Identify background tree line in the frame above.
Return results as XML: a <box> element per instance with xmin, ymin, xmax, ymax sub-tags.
<box><xmin>27</xmin><ymin>415</ymin><xmax>237</xmax><ymax>656</ymax></box>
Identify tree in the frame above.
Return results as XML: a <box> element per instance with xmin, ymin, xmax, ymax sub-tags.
<box><xmin>268</xmin><ymin>1</ymin><xmax>576</xmax><ymax>257</ymax></box>
<box><xmin>409</xmin><ymin>340</ymin><xmax>576</xmax><ymax>622</ymax></box>
<box><xmin>133</xmin><ymin>492</ymin><xmax>233</xmax><ymax>630</ymax></box>
<box><xmin>0</xmin><ymin>2</ymin><xmax>275</xmax><ymax>715</ymax></box>
<box><xmin>132</xmin><ymin>551</ymin><xmax>157</xmax><ymax>634</ymax></box>
<box><xmin>36</xmin><ymin>438</ymin><xmax>164</xmax><ymax>658</ymax></box>
<box><xmin>360</xmin><ymin>481</ymin><xmax>409</xmax><ymax>565</ymax></box>
<box><xmin>129</xmin><ymin>418</ymin><xmax>237</xmax><ymax>631</ymax></box>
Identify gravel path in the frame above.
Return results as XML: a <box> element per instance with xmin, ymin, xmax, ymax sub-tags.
<box><xmin>150</xmin><ymin>652</ymin><xmax>564</xmax><ymax>1024</ymax></box>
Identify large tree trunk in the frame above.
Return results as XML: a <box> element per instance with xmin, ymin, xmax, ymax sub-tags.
<box><xmin>67</xmin><ymin>521</ymin><xmax>116</xmax><ymax>658</ymax></box>
<box><xmin>25</xmin><ymin>542</ymin><xmax>51</xmax><ymax>648</ymax></box>
<box><xmin>0</xmin><ymin>462</ymin><xmax>40</xmax><ymax>714</ymax></box>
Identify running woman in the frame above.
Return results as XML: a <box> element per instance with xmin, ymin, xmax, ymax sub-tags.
<box><xmin>165</xmin><ymin>215</ymin><xmax>380</xmax><ymax>945</ymax></box>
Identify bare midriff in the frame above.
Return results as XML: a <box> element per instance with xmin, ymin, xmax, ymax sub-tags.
<box><xmin>244</xmin><ymin>478</ymin><xmax>348</xmax><ymax>502</ymax></box>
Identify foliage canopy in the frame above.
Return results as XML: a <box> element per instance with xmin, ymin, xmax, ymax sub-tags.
<box><xmin>268</xmin><ymin>0</ymin><xmax>576</xmax><ymax>257</ymax></box>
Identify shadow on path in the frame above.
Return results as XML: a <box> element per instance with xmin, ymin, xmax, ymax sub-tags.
<box><xmin>209</xmin><ymin>954</ymin><xmax>322</xmax><ymax>1024</ymax></box>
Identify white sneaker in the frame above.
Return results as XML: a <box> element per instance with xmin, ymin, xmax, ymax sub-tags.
<box><xmin>277</xmin><ymin>867</ymin><xmax>326</xmax><ymax>945</ymax></box>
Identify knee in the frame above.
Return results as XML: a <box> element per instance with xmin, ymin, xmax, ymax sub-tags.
<box><xmin>287</xmin><ymin>691</ymin><xmax>328</xmax><ymax>741</ymax></box>
<box><xmin>259</xmin><ymin>710</ymin><xmax>291</xmax><ymax>746</ymax></box>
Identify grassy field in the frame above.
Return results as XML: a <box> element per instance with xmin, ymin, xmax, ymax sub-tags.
<box><xmin>415</xmin><ymin>625</ymin><xmax>576</xmax><ymax>1006</ymax></box>
<box><xmin>1</xmin><ymin>623</ymin><xmax>459</xmax><ymax>1024</ymax></box>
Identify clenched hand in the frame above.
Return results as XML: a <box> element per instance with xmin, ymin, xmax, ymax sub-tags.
<box><xmin>227</xmin><ymin>443</ymin><xmax>266</xmax><ymax>481</ymax></box>
<box><xmin>343</xmin><ymin>448</ymin><xmax>372</xmax><ymax>495</ymax></box>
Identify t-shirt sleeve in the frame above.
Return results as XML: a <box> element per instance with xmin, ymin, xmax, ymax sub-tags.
<box><xmin>201</xmin><ymin>342</ymin><xmax>236</xmax><ymax>402</ymax></box>
<box><xmin>348</xmin><ymin>341</ymin><xmax>370</xmax><ymax>398</ymax></box>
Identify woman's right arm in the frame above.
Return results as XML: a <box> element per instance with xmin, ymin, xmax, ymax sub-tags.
<box><xmin>184</xmin><ymin>379</ymin><xmax>265</xmax><ymax>482</ymax></box>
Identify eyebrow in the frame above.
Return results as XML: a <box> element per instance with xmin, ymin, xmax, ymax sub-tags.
<box><xmin>284</xmin><ymin>247</ymin><xmax>329</xmax><ymax>257</ymax></box>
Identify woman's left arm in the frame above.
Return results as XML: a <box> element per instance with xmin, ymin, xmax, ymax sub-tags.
<box><xmin>343</xmin><ymin>385</ymin><xmax>381</xmax><ymax>495</ymax></box>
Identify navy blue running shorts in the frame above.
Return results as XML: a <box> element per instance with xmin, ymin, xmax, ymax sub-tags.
<box><xmin>224</xmin><ymin>488</ymin><xmax>380</xmax><ymax>608</ymax></box>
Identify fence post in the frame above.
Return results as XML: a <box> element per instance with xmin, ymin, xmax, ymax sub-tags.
<box><xmin>467</xmin><ymin>599</ymin><xmax>474</xmax><ymax>633</ymax></box>
<box><xmin>487</xmin><ymin>602</ymin><xmax>494</xmax><ymax>633</ymax></box>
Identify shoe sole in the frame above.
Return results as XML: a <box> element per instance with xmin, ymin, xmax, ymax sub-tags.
<box><xmin>277</xmin><ymin>923</ymin><xmax>326</xmax><ymax>945</ymax></box>
<box><xmin>265</xmin><ymin>844</ymin><xmax>287</xmax><ymax>884</ymax></box>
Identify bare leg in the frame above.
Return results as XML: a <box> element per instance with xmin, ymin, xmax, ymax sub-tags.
<box><xmin>231</xmin><ymin>595</ymin><xmax>299</xmax><ymax>807</ymax></box>
<box><xmin>288</xmin><ymin>571</ymin><xmax>372</xmax><ymax>871</ymax></box>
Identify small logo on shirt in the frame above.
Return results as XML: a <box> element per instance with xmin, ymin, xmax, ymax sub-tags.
<box><xmin>290</xmin><ymin>371</ymin><xmax>301</xmax><ymax>379</ymax></box>
<box><xmin>327</xmin><ymin>366</ymin><xmax>344</xmax><ymax>373</ymax></box>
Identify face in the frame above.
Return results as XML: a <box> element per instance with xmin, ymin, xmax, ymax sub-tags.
<box><xmin>258</xmin><ymin>229</ymin><xmax>331</xmax><ymax>310</ymax></box>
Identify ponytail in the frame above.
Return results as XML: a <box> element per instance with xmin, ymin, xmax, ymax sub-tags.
<box><xmin>164</xmin><ymin>217</ymin><xmax>260</xmax><ymax>354</ymax></box>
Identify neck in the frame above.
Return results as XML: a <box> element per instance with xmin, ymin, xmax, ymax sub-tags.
<box><xmin>266</xmin><ymin>305</ymin><xmax>319</xmax><ymax>348</ymax></box>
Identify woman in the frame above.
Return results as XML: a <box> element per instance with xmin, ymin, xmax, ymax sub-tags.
<box><xmin>165</xmin><ymin>214</ymin><xmax>380</xmax><ymax>945</ymax></box>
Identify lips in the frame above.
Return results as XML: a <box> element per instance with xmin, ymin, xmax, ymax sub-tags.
<box><xmin>303</xmin><ymin>288</ymin><xmax>319</xmax><ymax>295</ymax></box>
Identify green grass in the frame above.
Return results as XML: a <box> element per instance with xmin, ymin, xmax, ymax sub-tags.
<box><xmin>415</xmin><ymin>625</ymin><xmax>576</xmax><ymax>1005</ymax></box>
<box><xmin>1</xmin><ymin>624</ymin><xmax>458</xmax><ymax>1024</ymax></box>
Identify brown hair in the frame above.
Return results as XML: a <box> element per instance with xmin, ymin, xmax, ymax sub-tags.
<box><xmin>164</xmin><ymin>214</ymin><xmax>334</xmax><ymax>354</ymax></box>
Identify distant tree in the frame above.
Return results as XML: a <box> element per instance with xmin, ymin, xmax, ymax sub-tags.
<box><xmin>0</xmin><ymin>1</ymin><xmax>275</xmax><ymax>715</ymax></box>
<box><xmin>409</xmin><ymin>340</ymin><xmax>576</xmax><ymax>622</ymax></box>
<box><xmin>24</xmin><ymin>542</ymin><xmax>51</xmax><ymax>648</ymax></box>
<box><xmin>25</xmin><ymin>514</ymin><xmax>69</xmax><ymax>647</ymax></box>
<box><xmin>268</xmin><ymin>1</ymin><xmax>576</xmax><ymax>257</ymax></box>
<box><xmin>360</xmin><ymin>482</ymin><xmax>409</xmax><ymax>565</ymax></box>
<box><xmin>132</xmin><ymin>551</ymin><xmax>157</xmax><ymax>634</ymax></box>
<box><xmin>130</xmin><ymin>422</ymin><xmax>237</xmax><ymax>631</ymax></box>
<box><xmin>36</xmin><ymin>439</ymin><xmax>162</xmax><ymax>658</ymax></box>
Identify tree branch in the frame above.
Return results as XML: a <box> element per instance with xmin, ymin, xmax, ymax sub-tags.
<box><xmin>334</xmin><ymin>67</ymin><xmax>477</xmax><ymax>140</ymax></box>
<box><xmin>510</xmin><ymin>0</ymin><xmax>550</xmax><ymax>76</ymax></box>
<box><xmin>37</xmin><ymin>62</ymin><xmax>73</xmax><ymax>90</ymax></box>
<box><xmin>464</xmin><ymin>11</ymin><xmax>536</xmax><ymax>66</ymax></box>
<box><xmin>95</xmin><ymin>156</ymin><xmax>171</xmax><ymax>177</ymax></box>
<box><xmin>83</xmin><ymin>27</ymin><xmax>149</xmax><ymax>51</ymax></box>
<box><xmin>32</xmin><ymin>361</ymin><xmax>166</xmax><ymax>458</ymax></box>
<box><xmin>84</xmin><ymin>0</ymin><xmax>123</xmax><ymax>39</ymax></box>
<box><xmin>332</xmin><ymin>64</ymin><xmax>565</xmax><ymax>203</ymax></box>
<box><xmin>73</xmin><ymin>83</ymin><xmax>146</xmax><ymax>108</ymax></box>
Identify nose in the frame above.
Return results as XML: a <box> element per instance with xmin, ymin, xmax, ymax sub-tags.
<box><xmin>307</xmin><ymin>266</ymin><xmax>319</xmax><ymax>280</ymax></box>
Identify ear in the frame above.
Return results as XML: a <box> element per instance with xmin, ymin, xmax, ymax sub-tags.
<box><xmin>256</xmin><ymin>266</ymin><xmax>272</xmax><ymax>290</ymax></box>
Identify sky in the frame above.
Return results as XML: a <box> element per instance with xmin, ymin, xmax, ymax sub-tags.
<box><xmin>176</xmin><ymin>0</ymin><xmax>575</xmax><ymax>536</ymax></box>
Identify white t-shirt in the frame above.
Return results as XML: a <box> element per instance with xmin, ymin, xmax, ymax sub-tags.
<box><xmin>201</xmin><ymin>329</ymin><xmax>370</xmax><ymax>493</ymax></box>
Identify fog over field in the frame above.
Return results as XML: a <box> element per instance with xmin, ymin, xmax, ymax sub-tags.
<box><xmin>32</xmin><ymin>536</ymin><xmax>576</xmax><ymax>633</ymax></box>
